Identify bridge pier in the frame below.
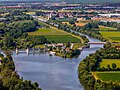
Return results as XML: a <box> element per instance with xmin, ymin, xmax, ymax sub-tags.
<box><xmin>26</xmin><ymin>48</ymin><xmax>29</xmax><ymax>55</ymax></box>
<box><xmin>16</xmin><ymin>48</ymin><xmax>19</xmax><ymax>55</ymax></box>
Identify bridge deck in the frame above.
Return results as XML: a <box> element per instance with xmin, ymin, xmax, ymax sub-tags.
<box><xmin>88</xmin><ymin>42</ymin><xmax>106</xmax><ymax>44</ymax></box>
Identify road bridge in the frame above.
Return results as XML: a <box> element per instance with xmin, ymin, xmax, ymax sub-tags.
<box><xmin>88</xmin><ymin>42</ymin><xmax>106</xmax><ymax>44</ymax></box>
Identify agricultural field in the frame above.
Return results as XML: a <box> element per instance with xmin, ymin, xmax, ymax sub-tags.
<box><xmin>0</xmin><ymin>22</ymin><xmax>4</xmax><ymax>26</ymax></box>
<box><xmin>58</xmin><ymin>10</ymin><xmax>81</xmax><ymax>12</ymax></box>
<box><xmin>99</xmin><ymin>26</ymin><xmax>117</xmax><ymax>31</ymax></box>
<box><xmin>28</xmin><ymin>19</ymin><xmax>83</xmax><ymax>43</ymax></box>
<box><xmin>112</xmin><ymin>43</ymin><xmax>120</xmax><ymax>48</ymax></box>
<box><xmin>100</xmin><ymin>59</ymin><xmax>120</xmax><ymax>68</ymax></box>
<box><xmin>28</xmin><ymin>28</ymin><xmax>82</xmax><ymax>43</ymax></box>
<box><xmin>55</xmin><ymin>19</ymin><xmax>73</xmax><ymax>22</ymax></box>
<box><xmin>38</xmin><ymin>10</ymin><xmax>54</xmax><ymax>12</ymax></box>
<box><xmin>100</xmin><ymin>31</ymin><xmax>120</xmax><ymax>42</ymax></box>
<box><xmin>72</xmin><ymin>43</ymin><xmax>84</xmax><ymax>50</ymax></box>
<box><xmin>62</xmin><ymin>22</ymin><xmax>72</xmax><ymax>26</ymax></box>
<box><xmin>45</xmin><ymin>35</ymin><xmax>81</xmax><ymax>43</ymax></box>
<box><xmin>37</xmin><ymin>16</ymin><xmax>47</xmax><ymax>20</ymax></box>
<box><xmin>35</xmin><ymin>44</ymin><xmax>45</xmax><ymax>48</ymax></box>
<box><xmin>93</xmin><ymin>72</ymin><xmax>120</xmax><ymax>82</ymax></box>
<box><xmin>37</xmin><ymin>20</ymin><xmax>50</xmax><ymax>28</ymax></box>
<box><xmin>75</xmin><ymin>22</ymin><xmax>88</xmax><ymax>27</ymax></box>
<box><xmin>25</xmin><ymin>12</ymin><xmax>35</xmax><ymax>15</ymax></box>
<box><xmin>28</xmin><ymin>28</ymin><xmax>68</xmax><ymax>36</ymax></box>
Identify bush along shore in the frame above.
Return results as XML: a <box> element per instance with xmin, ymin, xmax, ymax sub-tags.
<box><xmin>78</xmin><ymin>42</ymin><xmax>120</xmax><ymax>90</ymax></box>
<box><xmin>0</xmin><ymin>51</ymin><xmax>42</xmax><ymax>90</ymax></box>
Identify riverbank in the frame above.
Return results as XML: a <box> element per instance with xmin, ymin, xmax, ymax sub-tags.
<box><xmin>12</xmin><ymin>31</ymin><xmax>103</xmax><ymax>90</ymax></box>
<box><xmin>78</xmin><ymin>42</ymin><xmax>120</xmax><ymax>90</ymax></box>
<box><xmin>54</xmin><ymin>49</ymin><xmax>81</xmax><ymax>59</ymax></box>
<box><xmin>0</xmin><ymin>52</ymin><xmax>42</xmax><ymax>90</ymax></box>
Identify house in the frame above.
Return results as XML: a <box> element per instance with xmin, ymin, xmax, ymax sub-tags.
<box><xmin>0</xmin><ymin>18</ymin><xmax>6</xmax><ymax>22</ymax></box>
<box><xmin>65</xmin><ymin>48</ymin><xmax>70</xmax><ymax>52</ymax></box>
<box><xmin>56</xmin><ymin>43</ymin><xmax>64</xmax><ymax>47</ymax></box>
<box><xmin>115</xmin><ymin>46</ymin><xmax>120</xmax><ymax>50</ymax></box>
<box><xmin>0</xmin><ymin>58</ymin><xmax>2</xmax><ymax>65</ymax></box>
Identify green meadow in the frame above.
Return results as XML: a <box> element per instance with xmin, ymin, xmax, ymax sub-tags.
<box><xmin>45</xmin><ymin>35</ymin><xmax>81</xmax><ymax>43</ymax></box>
<box><xmin>28</xmin><ymin>28</ymin><xmax>81</xmax><ymax>43</ymax></box>
<box><xmin>100</xmin><ymin>59</ymin><xmax>120</xmax><ymax>68</ymax></box>
<box><xmin>55</xmin><ymin>19</ymin><xmax>73</xmax><ymax>22</ymax></box>
<box><xmin>28</xmin><ymin>19</ymin><xmax>83</xmax><ymax>43</ymax></box>
<box><xmin>25</xmin><ymin>12</ymin><xmax>35</xmax><ymax>15</ymax></box>
<box><xmin>28</xmin><ymin>28</ymin><xmax>68</xmax><ymax>36</ymax></box>
<box><xmin>95</xmin><ymin>72</ymin><xmax>120</xmax><ymax>82</ymax></box>
<box><xmin>99</xmin><ymin>26</ymin><xmax>117</xmax><ymax>31</ymax></box>
<box><xmin>72</xmin><ymin>43</ymin><xmax>84</xmax><ymax>50</ymax></box>
<box><xmin>100</xmin><ymin>31</ymin><xmax>120</xmax><ymax>42</ymax></box>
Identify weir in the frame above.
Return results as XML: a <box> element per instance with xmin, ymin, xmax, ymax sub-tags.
<box><xmin>15</xmin><ymin>48</ymin><xmax>47</xmax><ymax>55</ymax></box>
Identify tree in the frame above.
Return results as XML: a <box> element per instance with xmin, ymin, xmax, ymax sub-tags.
<box><xmin>69</xmin><ymin>21</ymin><xmax>75</xmax><ymax>25</ymax></box>
<box><xmin>112</xmin><ymin>63</ymin><xmax>117</xmax><ymax>70</ymax></box>
<box><xmin>107</xmin><ymin>64</ymin><xmax>111</xmax><ymax>70</ymax></box>
<box><xmin>3</xmin><ymin>36</ymin><xmax>16</xmax><ymax>48</ymax></box>
<box><xmin>66</xmin><ymin>42</ymin><xmax>71</xmax><ymax>47</ymax></box>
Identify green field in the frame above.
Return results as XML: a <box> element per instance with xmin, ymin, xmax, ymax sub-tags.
<box><xmin>37</xmin><ymin>20</ymin><xmax>50</xmax><ymax>27</ymax></box>
<box><xmin>45</xmin><ymin>35</ymin><xmax>81</xmax><ymax>43</ymax></box>
<box><xmin>0</xmin><ymin>22</ymin><xmax>4</xmax><ymax>26</ymax></box>
<box><xmin>95</xmin><ymin>72</ymin><xmax>120</xmax><ymax>82</ymax></box>
<box><xmin>28</xmin><ymin>28</ymin><xmax>68</xmax><ymax>36</ymax></box>
<box><xmin>100</xmin><ymin>59</ymin><xmax>120</xmax><ymax>68</ymax></box>
<box><xmin>25</xmin><ymin>12</ymin><xmax>35</xmax><ymax>15</ymax></box>
<box><xmin>99</xmin><ymin>26</ymin><xmax>117</xmax><ymax>31</ymax></box>
<box><xmin>55</xmin><ymin>19</ymin><xmax>73</xmax><ymax>22</ymax></box>
<box><xmin>28</xmin><ymin>19</ymin><xmax>83</xmax><ymax>43</ymax></box>
<box><xmin>28</xmin><ymin>28</ymin><xmax>81</xmax><ymax>43</ymax></box>
<box><xmin>112</xmin><ymin>43</ymin><xmax>120</xmax><ymax>47</ymax></box>
<box><xmin>58</xmin><ymin>10</ymin><xmax>81</xmax><ymax>12</ymax></box>
<box><xmin>35</xmin><ymin>44</ymin><xmax>45</xmax><ymax>48</ymax></box>
<box><xmin>100</xmin><ymin>31</ymin><xmax>120</xmax><ymax>42</ymax></box>
<box><xmin>72</xmin><ymin>43</ymin><xmax>84</xmax><ymax>50</ymax></box>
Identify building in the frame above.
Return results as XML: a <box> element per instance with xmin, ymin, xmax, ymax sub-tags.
<box><xmin>0</xmin><ymin>18</ymin><xmax>6</xmax><ymax>22</ymax></box>
<box><xmin>98</xmin><ymin>13</ymin><xmax>120</xmax><ymax>18</ymax></box>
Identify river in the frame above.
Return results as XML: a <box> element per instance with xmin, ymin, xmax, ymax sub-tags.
<box><xmin>12</xmin><ymin>32</ymin><xmax>103</xmax><ymax>90</ymax></box>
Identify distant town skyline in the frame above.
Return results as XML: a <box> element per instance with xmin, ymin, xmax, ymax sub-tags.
<box><xmin>0</xmin><ymin>0</ymin><xmax>120</xmax><ymax>3</ymax></box>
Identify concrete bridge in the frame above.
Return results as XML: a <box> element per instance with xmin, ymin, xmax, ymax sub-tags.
<box><xmin>88</xmin><ymin>42</ymin><xmax>106</xmax><ymax>44</ymax></box>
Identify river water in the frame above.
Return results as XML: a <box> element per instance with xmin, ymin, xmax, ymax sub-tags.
<box><xmin>12</xmin><ymin>34</ymin><xmax>103</xmax><ymax>90</ymax></box>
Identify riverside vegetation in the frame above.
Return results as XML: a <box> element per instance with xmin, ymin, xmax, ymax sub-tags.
<box><xmin>0</xmin><ymin>52</ymin><xmax>42</xmax><ymax>90</ymax></box>
<box><xmin>78</xmin><ymin>43</ymin><xmax>120</xmax><ymax>90</ymax></box>
<box><xmin>1</xmin><ymin>8</ymin><xmax>120</xmax><ymax>90</ymax></box>
<box><xmin>0</xmin><ymin>10</ymin><xmax>49</xmax><ymax>49</ymax></box>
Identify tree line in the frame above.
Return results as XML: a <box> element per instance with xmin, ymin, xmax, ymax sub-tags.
<box><xmin>0</xmin><ymin>52</ymin><xmax>42</xmax><ymax>90</ymax></box>
<box><xmin>78</xmin><ymin>42</ymin><xmax>120</xmax><ymax>90</ymax></box>
<box><xmin>0</xmin><ymin>10</ymin><xmax>49</xmax><ymax>49</ymax></box>
<box><xmin>98</xmin><ymin>21</ymin><xmax>120</xmax><ymax>31</ymax></box>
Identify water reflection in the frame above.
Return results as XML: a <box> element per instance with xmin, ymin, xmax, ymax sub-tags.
<box><xmin>12</xmin><ymin>33</ymin><xmax>103</xmax><ymax>90</ymax></box>
<box><xmin>12</xmin><ymin>45</ymin><xmax>103</xmax><ymax>90</ymax></box>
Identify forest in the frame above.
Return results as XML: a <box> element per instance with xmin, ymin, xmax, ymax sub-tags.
<box><xmin>0</xmin><ymin>52</ymin><xmax>42</xmax><ymax>90</ymax></box>
<box><xmin>0</xmin><ymin>10</ymin><xmax>49</xmax><ymax>49</ymax></box>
